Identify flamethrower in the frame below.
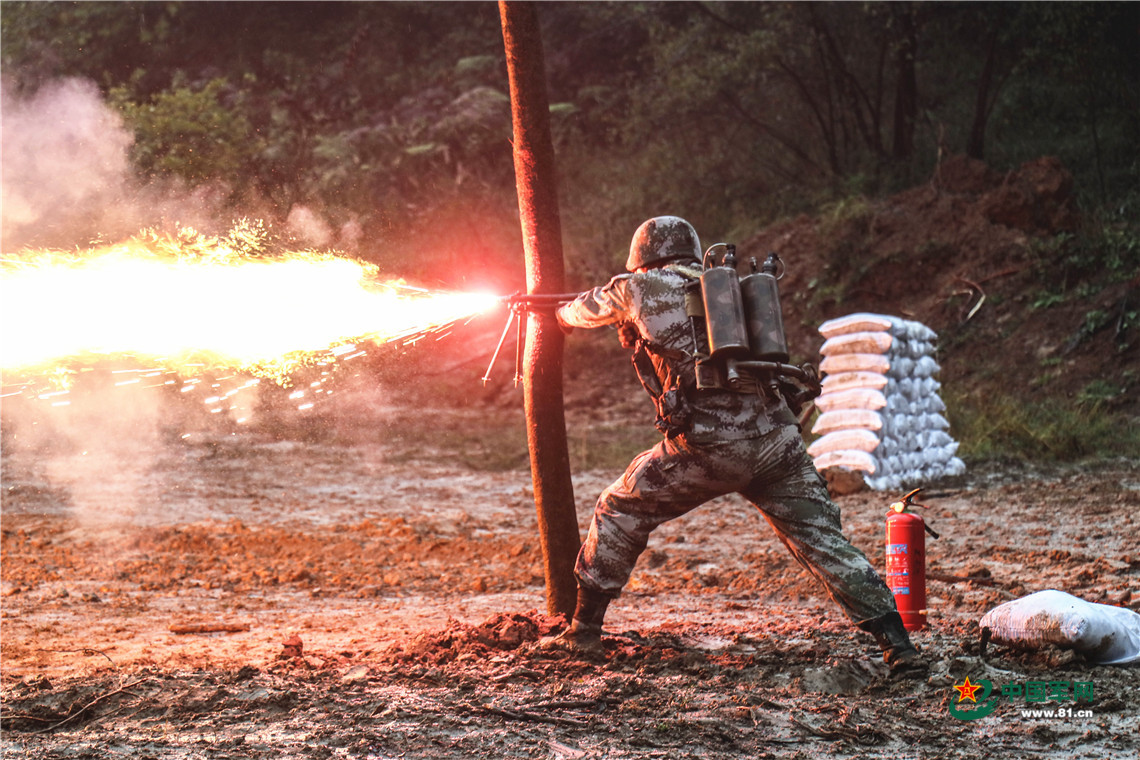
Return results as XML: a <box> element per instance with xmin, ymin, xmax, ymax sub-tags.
<box><xmin>481</xmin><ymin>292</ymin><xmax>581</xmax><ymax>385</ymax></box>
<box><xmin>691</xmin><ymin>244</ymin><xmax>822</xmax><ymax>418</ymax></box>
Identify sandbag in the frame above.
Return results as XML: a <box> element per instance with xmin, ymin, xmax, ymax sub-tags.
<box><xmin>812</xmin><ymin>312</ymin><xmax>963</xmax><ymax>491</ymax></box>
<box><xmin>820</xmin><ymin>331</ymin><xmax>893</xmax><ymax>356</ymax></box>
<box><xmin>821</xmin><ymin>371</ymin><xmax>889</xmax><ymax>394</ymax></box>
<box><xmin>814</xmin><ymin>388</ymin><xmax>887</xmax><ymax>413</ymax></box>
<box><xmin>911</xmin><ymin>356</ymin><xmax>942</xmax><ymax>378</ymax></box>
<box><xmin>980</xmin><ymin>589</ymin><xmax>1140</xmax><ymax>665</ymax></box>
<box><xmin>811</xmin><ymin>449</ymin><xmax>877</xmax><ymax>474</ymax></box>
<box><xmin>819</xmin><ymin>313</ymin><xmax>894</xmax><ymax>338</ymax></box>
<box><xmin>818</xmin><ymin>313</ymin><xmax>937</xmax><ymax>342</ymax></box>
<box><xmin>811</xmin><ymin>409</ymin><xmax>884</xmax><ymax>436</ymax></box>
<box><xmin>807</xmin><ymin>428</ymin><xmax>881</xmax><ymax>457</ymax></box>
<box><xmin>820</xmin><ymin>353</ymin><xmax>892</xmax><ymax>375</ymax></box>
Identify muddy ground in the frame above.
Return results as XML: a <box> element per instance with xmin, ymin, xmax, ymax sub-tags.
<box><xmin>2</xmin><ymin>355</ymin><xmax>1139</xmax><ymax>759</ymax></box>
<box><xmin>3</xmin><ymin>153</ymin><xmax>1139</xmax><ymax>757</ymax></box>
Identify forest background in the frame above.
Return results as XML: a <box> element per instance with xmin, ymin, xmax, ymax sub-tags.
<box><xmin>2</xmin><ymin>0</ymin><xmax>1138</xmax><ymax>460</ymax></box>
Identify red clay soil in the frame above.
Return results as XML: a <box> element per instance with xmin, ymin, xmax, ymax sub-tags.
<box><xmin>2</xmin><ymin>155</ymin><xmax>1138</xmax><ymax>758</ymax></box>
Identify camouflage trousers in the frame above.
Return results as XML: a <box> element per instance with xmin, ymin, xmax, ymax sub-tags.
<box><xmin>574</xmin><ymin>421</ymin><xmax>897</xmax><ymax>625</ymax></box>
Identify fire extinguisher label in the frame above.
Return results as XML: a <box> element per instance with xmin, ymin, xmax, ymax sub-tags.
<box><xmin>886</xmin><ymin>543</ymin><xmax>908</xmax><ymax>554</ymax></box>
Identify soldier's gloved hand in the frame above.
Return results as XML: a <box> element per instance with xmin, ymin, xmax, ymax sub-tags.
<box><xmin>617</xmin><ymin>321</ymin><xmax>640</xmax><ymax>348</ymax></box>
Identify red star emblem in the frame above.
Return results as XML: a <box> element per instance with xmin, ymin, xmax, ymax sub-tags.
<box><xmin>953</xmin><ymin>676</ymin><xmax>983</xmax><ymax>703</ymax></box>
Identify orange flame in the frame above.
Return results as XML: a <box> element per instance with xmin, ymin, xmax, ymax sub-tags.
<box><xmin>1</xmin><ymin>225</ymin><xmax>501</xmax><ymax>381</ymax></box>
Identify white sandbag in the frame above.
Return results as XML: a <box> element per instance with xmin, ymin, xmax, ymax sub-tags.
<box><xmin>893</xmin><ymin>319</ymin><xmax>938</xmax><ymax>342</ymax></box>
<box><xmin>912</xmin><ymin>356</ymin><xmax>942</xmax><ymax>378</ymax></box>
<box><xmin>821</xmin><ymin>371</ymin><xmax>889</xmax><ymax>394</ymax></box>
<box><xmin>814</xmin><ymin>387</ymin><xmax>888</xmax><ymax>413</ymax></box>
<box><xmin>819</xmin><ymin>313</ymin><xmax>937</xmax><ymax>342</ymax></box>
<box><xmin>888</xmin><ymin>376</ymin><xmax>939</xmax><ymax>402</ymax></box>
<box><xmin>880</xmin><ymin>412</ymin><xmax>948</xmax><ymax>436</ymax></box>
<box><xmin>917</xmin><ymin>430</ymin><xmax>953</xmax><ymax>449</ymax></box>
<box><xmin>865</xmin><ymin>473</ymin><xmax>903</xmax><ymax>491</ymax></box>
<box><xmin>812</xmin><ymin>409</ymin><xmax>884</xmax><ymax>436</ymax></box>
<box><xmin>819</xmin><ymin>313</ymin><xmax>894</xmax><ymax>339</ymax></box>
<box><xmin>812</xmin><ymin>449</ymin><xmax>877</xmax><ymax>474</ymax></box>
<box><xmin>820</xmin><ymin>331</ymin><xmax>893</xmax><ymax>356</ymax></box>
<box><xmin>807</xmin><ymin>429</ymin><xmax>881</xmax><ymax>457</ymax></box>
<box><xmin>926</xmin><ymin>412</ymin><xmax>951</xmax><ymax>431</ymax></box>
<box><xmin>888</xmin><ymin>356</ymin><xmax>915</xmax><ymax>377</ymax></box>
<box><xmin>885</xmin><ymin>394</ymin><xmax>913</xmax><ymax>415</ymax></box>
<box><xmin>816</xmin><ymin>313</ymin><xmax>962</xmax><ymax>491</ymax></box>
<box><xmin>894</xmin><ymin>338</ymin><xmax>935</xmax><ymax>359</ymax></box>
<box><xmin>980</xmin><ymin>589</ymin><xmax>1140</xmax><ymax>665</ymax></box>
<box><xmin>820</xmin><ymin>353</ymin><xmax>892</xmax><ymax>375</ymax></box>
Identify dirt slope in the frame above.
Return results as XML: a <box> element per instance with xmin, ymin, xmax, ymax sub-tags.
<box><xmin>744</xmin><ymin>154</ymin><xmax>1137</xmax><ymax>420</ymax></box>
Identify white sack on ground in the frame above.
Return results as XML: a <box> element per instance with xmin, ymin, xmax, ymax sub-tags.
<box><xmin>810</xmin><ymin>312</ymin><xmax>965</xmax><ymax>490</ymax></box>
<box><xmin>980</xmin><ymin>589</ymin><xmax>1140</xmax><ymax>665</ymax></box>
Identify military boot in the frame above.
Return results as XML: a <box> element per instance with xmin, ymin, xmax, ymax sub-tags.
<box><xmin>538</xmin><ymin>587</ymin><xmax>611</xmax><ymax>656</ymax></box>
<box><xmin>858</xmin><ymin>611</ymin><xmax>927</xmax><ymax>677</ymax></box>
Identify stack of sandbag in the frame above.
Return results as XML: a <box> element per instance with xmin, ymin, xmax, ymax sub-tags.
<box><xmin>807</xmin><ymin>312</ymin><xmax>966</xmax><ymax>491</ymax></box>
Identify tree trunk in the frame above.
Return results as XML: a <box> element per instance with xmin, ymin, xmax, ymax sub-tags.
<box><xmin>498</xmin><ymin>1</ymin><xmax>581</xmax><ymax>620</ymax></box>
<box><xmin>967</xmin><ymin>29</ymin><xmax>998</xmax><ymax>160</ymax></box>
<box><xmin>891</xmin><ymin>4</ymin><xmax>918</xmax><ymax>161</ymax></box>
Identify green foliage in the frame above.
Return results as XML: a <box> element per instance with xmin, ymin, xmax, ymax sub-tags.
<box><xmin>2</xmin><ymin>1</ymin><xmax>1137</xmax><ymax>287</ymax></box>
<box><xmin>1028</xmin><ymin>206</ymin><xmax>1140</xmax><ymax>310</ymax></box>
<box><xmin>111</xmin><ymin>78</ymin><xmax>259</xmax><ymax>189</ymax></box>
<box><xmin>947</xmin><ymin>389</ymin><xmax>1140</xmax><ymax>463</ymax></box>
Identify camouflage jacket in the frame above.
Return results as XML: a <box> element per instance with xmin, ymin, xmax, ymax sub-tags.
<box><xmin>557</xmin><ymin>263</ymin><xmax>792</xmax><ymax>441</ymax></box>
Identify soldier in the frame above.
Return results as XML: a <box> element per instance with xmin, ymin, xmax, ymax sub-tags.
<box><xmin>543</xmin><ymin>215</ymin><xmax>925</xmax><ymax>676</ymax></box>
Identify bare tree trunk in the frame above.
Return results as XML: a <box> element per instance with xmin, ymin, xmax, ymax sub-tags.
<box><xmin>499</xmin><ymin>0</ymin><xmax>580</xmax><ymax>620</ymax></box>
<box><xmin>967</xmin><ymin>29</ymin><xmax>998</xmax><ymax>160</ymax></box>
<box><xmin>891</xmin><ymin>4</ymin><xmax>918</xmax><ymax>161</ymax></box>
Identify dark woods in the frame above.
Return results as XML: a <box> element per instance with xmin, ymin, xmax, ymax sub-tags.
<box><xmin>2</xmin><ymin>1</ymin><xmax>1136</xmax><ymax>286</ymax></box>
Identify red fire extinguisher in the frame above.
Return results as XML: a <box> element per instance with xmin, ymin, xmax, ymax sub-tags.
<box><xmin>885</xmin><ymin>487</ymin><xmax>939</xmax><ymax>632</ymax></box>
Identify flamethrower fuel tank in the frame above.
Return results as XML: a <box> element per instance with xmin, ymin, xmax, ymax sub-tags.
<box><xmin>739</xmin><ymin>254</ymin><xmax>789</xmax><ymax>363</ymax></box>
<box><xmin>700</xmin><ymin>251</ymin><xmax>749</xmax><ymax>359</ymax></box>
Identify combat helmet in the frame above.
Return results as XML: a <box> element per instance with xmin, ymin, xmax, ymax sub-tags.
<box><xmin>626</xmin><ymin>216</ymin><xmax>701</xmax><ymax>272</ymax></box>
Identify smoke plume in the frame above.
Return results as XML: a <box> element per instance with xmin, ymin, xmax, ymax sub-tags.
<box><xmin>1</xmin><ymin>77</ymin><xmax>234</xmax><ymax>249</ymax></box>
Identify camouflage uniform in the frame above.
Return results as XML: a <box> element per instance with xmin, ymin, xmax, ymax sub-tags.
<box><xmin>556</xmin><ymin>262</ymin><xmax>897</xmax><ymax>625</ymax></box>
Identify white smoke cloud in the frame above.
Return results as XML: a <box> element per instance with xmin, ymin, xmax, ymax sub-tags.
<box><xmin>285</xmin><ymin>204</ymin><xmax>335</xmax><ymax>247</ymax></box>
<box><xmin>0</xmin><ymin>77</ymin><xmax>234</xmax><ymax>249</ymax></box>
<box><xmin>2</xmin><ymin>76</ymin><xmax>365</xmax><ymax>253</ymax></box>
<box><xmin>2</xmin><ymin>78</ymin><xmax>131</xmax><ymax>246</ymax></box>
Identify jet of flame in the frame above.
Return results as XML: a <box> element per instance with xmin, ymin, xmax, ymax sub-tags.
<box><xmin>1</xmin><ymin>225</ymin><xmax>502</xmax><ymax>381</ymax></box>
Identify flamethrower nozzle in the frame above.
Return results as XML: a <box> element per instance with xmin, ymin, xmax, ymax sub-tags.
<box><xmin>482</xmin><ymin>291</ymin><xmax>583</xmax><ymax>385</ymax></box>
<box><xmin>503</xmin><ymin>292</ymin><xmax>582</xmax><ymax>313</ymax></box>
